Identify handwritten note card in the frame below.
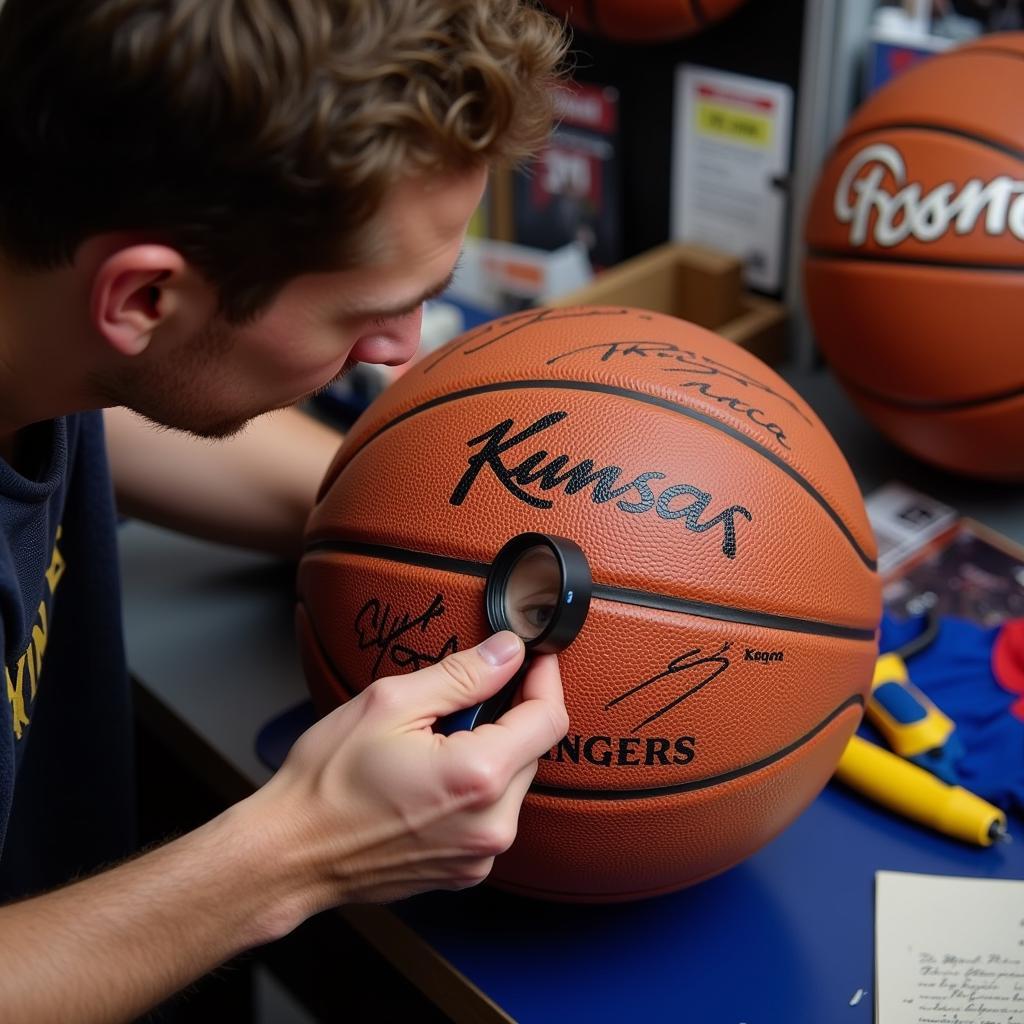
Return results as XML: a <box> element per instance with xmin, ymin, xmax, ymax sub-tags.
<box><xmin>876</xmin><ymin>871</ymin><xmax>1024</xmax><ymax>1023</ymax></box>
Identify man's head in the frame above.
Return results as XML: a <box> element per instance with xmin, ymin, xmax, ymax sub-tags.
<box><xmin>0</xmin><ymin>0</ymin><xmax>566</xmax><ymax>435</ymax></box>
<box><xmin>91</xmin><ymin>167</ymin><xmax>489</xmax><ymax>437</ymax></box>
<box><xmin>0</xmin><ymin>0</ymin><xmax>566</xmax><ymax>320</ymax></box>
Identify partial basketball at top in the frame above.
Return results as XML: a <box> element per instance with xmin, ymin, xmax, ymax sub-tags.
<box><xmin>543</xmin><ymin>0</ymin><xmax>747</xmax><ymax>42</ymax></box>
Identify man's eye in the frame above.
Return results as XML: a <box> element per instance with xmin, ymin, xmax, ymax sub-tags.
<box><xmin>521</xmin><ymin>603</ymin><xmax>555</xmax><ymax>629</ymax></box>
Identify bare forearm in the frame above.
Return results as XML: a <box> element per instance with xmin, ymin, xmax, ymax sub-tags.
<box><xmin>104</xmin><ymin>406</ymin><xmax>342</xmax><ymax>558</ymax></box>
<box><xmin>0</xmin><ymin>802</ymin><xmax>310</xmax><ymax>1024</ymax></box>
<box><xmin>0</xmin><ymin>640</ymin><xmax>570</xmax><ymax>1022</ymax></box>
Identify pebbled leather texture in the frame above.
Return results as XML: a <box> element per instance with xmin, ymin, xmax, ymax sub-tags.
<box><xmin>298</xmin><ymin>307</ymin><xmax>882</xmax><ymax>900</ymax></box>
<box><xmin>804</xmin><ymin>35</ymin><xmax>1024</xmax><ymax>480</ymax></box>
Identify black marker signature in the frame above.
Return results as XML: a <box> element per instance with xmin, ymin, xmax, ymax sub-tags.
<box><xmin>546</xmin><ymin>341</ymin><xmax>812</xmax><ymax>426</ymax></box>
<box><xmin>677</xmin><ymin>380</ymin><xmax>790</xmax><ymax>449</ymax></box>
<box><xmin>354</xmin><ymin>594</ymin><xmax>459</xmax><ymax>677</ymax></box>
<box><xmin>605</xmin><ymin>642</ymin><xmax>731</xmax><ymax>731</ymax></box>
<box><xmin>423</xmin><ymin>307</ymin><xmax>649</xmax><ymax>374</ymax></box>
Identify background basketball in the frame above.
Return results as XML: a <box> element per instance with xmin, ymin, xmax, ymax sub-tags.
<box><xmin>804</xmin><ymin>33</ymin><xmax>1024</xmax><ymax>481</ymax></box>
<box><xmin>297</xmin><ymin>307</ymin><xmax>881</xmax><ymax>902</ymax></box>
<box><xmin>543</xmin><ymin>0</ymin><xmax>747</xmax><ymax>42</ymax></box>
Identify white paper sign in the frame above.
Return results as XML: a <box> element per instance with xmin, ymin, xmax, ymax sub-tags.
<box><xmin>671</xmin><ymin>66</ymin><xmax>793</xmax><ymax>292</ymax></box>
<box><xmin>876</xmin><ymin>871</ymin><xmax>1024</xmax><ymax>1023</ymax></box>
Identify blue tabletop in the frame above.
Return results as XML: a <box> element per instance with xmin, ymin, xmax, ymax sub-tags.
<box><xmin>396</xmin><ymin>782</ymin><xmax>1020</xmax><ymax>1022</ymax></box>
<box><xmin>256</xmin><ymin>700</ymin><xmax>1021</xmax><ymax>1022</ymax></box>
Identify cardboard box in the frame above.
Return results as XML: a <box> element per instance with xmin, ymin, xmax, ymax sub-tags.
<box><xmin>549</xmin><ymin>242</ymin><xmax>787</xmax><ymax>364</ymax></box>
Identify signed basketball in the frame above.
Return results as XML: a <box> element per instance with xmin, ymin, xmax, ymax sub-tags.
<box><xmin>805</xmin><ymin>33</ymin><xmax>1024</xmax><ymax>480</ymax></box>
<box><xmin>297</xmin><ymin>307</ymin><xmax>881</xmax><ymax>902</ymax></box>
<box><xmin>542</xmin><ymin>0</ymin><xmax>746</xmax><ymax>41</ymax></box>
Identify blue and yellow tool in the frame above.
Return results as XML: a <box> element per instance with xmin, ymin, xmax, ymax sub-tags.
<box><xmin>867</xmin><ymin>608</ymin><xmax>965</xmax><ymax>786</ymax></box>
<box><xmin>834</xmin><ymin>605</ymin><xmax>1011</xmax><ymax>847</ymax></box>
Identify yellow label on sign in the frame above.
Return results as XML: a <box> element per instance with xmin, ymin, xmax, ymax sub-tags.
<box><xmin>695</xmin><ymin>101</ymin><xmax>772</xmax><ymax>147</ymax></box>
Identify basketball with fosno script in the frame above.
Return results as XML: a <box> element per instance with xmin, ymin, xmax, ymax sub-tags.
<box><xmin>543</xmin><ymin>0</ymin><xmax>747</xmax><ymax>41</ymax></box>
<box><xmin>297</xmin><ymin>307</ymin><xmax>881</xmax><ymax>902</ymax></box>
<box><xmin>804</xmin><ymin>33</ymin><xmax>1024</xmax><ymax>481</ymax></box>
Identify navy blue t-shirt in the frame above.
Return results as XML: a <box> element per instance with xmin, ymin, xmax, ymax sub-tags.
<box><xmin>0</xmin><ymin>412</ymin><xmax>135</xmax><ymax>899</ymax></box>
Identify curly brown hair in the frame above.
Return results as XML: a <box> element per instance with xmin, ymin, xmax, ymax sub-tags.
<box><xmin>0</xmin><ymin>0</ymin><xmax>567</xmax><ymax>320</ymax></box>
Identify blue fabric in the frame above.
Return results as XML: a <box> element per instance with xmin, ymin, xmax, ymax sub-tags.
<box><xmin>871</xmin><ymin>612</ymin><xmax>1024</xmax><ymax>818</ymax></box>
<box><xmin>0</xmin><ymin>413</ymin><xmax>134</xmax><ymax>898</ymax></box>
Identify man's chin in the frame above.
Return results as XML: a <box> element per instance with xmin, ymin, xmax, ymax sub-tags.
<box><xmin>137</xmin><ymin>402</ymin><xmax>265</xmax><ymax>441</ymax></box>
<box><xmin>180</xmin><ymin>389</ymin><xmax>334</xmax><ymax>439</ymax></box>
<box><xmin>309</xmin><ymin>358</ymin><xmax>357</xmax><ymax>399</ymax></box>
<box><xmin>209</xmin><ymin>363</ymin><xmax>358</xmax><ymax>435</ymax></box>
<box><xmin>123</xmin><ymin>362</ymin><xmax>358</xmax><ymax>440</ymax></box>
<box><xmin>155</xmin><ymin>413</ymin><xmax>256</xmax><ymax>441</ymax></box>
<box><xmin>191</xmin><ymin>418</ymin><xmax>255</xmax><ymax>440</ymax></box>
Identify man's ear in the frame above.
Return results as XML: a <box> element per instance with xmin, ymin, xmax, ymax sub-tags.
<box><xmin>89</xmin><ymin>244</ymin><xmax>189</xmax><ymax>356</ymax></box>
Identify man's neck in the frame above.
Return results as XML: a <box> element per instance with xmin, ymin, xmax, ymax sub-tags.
<box><xmin>0</xmin><ymin>253</ymin><xmax>95</xmax><ymax>435</ymax></box>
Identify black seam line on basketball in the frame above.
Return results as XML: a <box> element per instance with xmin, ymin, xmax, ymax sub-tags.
<box><xmin>840</xmin><ymin>373</ymin><xmax>1024</xmax><ymax>412</ymax></box>
<box><xmin>691</xmin><ymin>0</ymin><xmax>707</xmax><ymax>24</ymax></box>
<box><xmin>529</xmin><ymin>694</ymin><xmax>865</xmax><ymax>801</ymax></box>
<box><xmin>591</xmin><ymin>581</ymin><xmax>874</xmax><ymax>641</ymax></box>
<box><xmin>806</xmin><ymin>247</ymin><xmax>1024</xmax><ymax>274</ymax></box>
<box><xmin>302</xmin><ymin>540</ymin><xmax>876</xmax><ymax>641</ymax></box>
<box><xmin>298</xmin><ymin>598</ymin><xmax>360</xmax><ymax>700</ymax></box>
<box><xmin>333</xmin><ymin>380</ymin><xmax>877</xmax><ymax>572</ymax></box>
<box><xmin>835</xmin><ymin>120</ymin><xmax>1024</xmax><ymax>165</ymax></box>
<box><xmin>305</xmin><ymin>539</ymin><xmax>490</xmax><ymax>578</ymax></box>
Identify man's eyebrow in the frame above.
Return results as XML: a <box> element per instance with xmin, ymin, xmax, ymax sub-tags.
<box><xmin>354</xmin><ymin>263</ymin><xmax>460</xmax><ymax>320</ymax></box>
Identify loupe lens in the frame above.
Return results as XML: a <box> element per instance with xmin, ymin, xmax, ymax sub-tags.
<box><xmin>502</xmin><ymin>544</ymin><xmax>562</xmax><ymax>641</ymax></box>
<box><xmin>486</xmin><ymin>533</ymin><xmax>591</xmax><ymax>654</ymax></box>
<box><xmin>438</xmin><ymin>532</ymin><xmax>591</xmax><ymax>733</ymax></box>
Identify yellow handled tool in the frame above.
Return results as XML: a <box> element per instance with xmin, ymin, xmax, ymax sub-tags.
<box><xmin>835</xmin><ymin>734</ymin><xmax>1008</xmax><ymax>847</ymax></box>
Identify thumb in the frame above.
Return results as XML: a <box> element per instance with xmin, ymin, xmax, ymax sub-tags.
<box><xmin>381</xmin><ymin>631</ymin><xmax>525</xmax><ymax>723</ymax></box>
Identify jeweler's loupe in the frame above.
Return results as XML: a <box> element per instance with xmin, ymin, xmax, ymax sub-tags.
<box><xmin>438</xmin><ymin>533</ymin><xmax>592</xmax><ymax>733</ymax></box>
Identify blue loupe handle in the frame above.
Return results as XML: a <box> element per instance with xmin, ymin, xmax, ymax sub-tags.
<box><xmin>436</xmin><ymin>663</ymin><xmax>527</xmax><ymax>734</ymax></box>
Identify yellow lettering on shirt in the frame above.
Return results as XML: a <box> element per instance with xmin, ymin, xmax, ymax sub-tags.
<box><xmin>5</xmin><ymin>655</ymin><xmax>30</xmax><ymax>741</ymax></box>
<box><xmin>30</xmin><ymin>603</ymin><xmax>49</xmax><ymax>691</ymax></box>
<box><xmin>44</xmin><ymin>526</ymin><xmax>65</xmax><ymax>594</ymax></box>
<box><xmin>6</xmin><ymin>528</ymin><xmax>66</xmax><ymax>741</ymax></box>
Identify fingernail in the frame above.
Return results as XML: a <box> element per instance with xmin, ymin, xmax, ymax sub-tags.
<box><xmin>477</xmin><ymin>631</ymin><xmax>522</xmax><ymax>666</ymax></box>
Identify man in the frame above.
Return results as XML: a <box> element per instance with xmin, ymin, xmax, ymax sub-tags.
<box><xmin>0</xmin><ymin>0</ymin><xmax>570</xmax><ymax>1018</ymax></box>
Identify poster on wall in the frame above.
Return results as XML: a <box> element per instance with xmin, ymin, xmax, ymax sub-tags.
<box><xmin>513</xmin><ymin>81</ymin><xmax>622</xmax><ymax>271</ymax></box>
<box><xmin>671</xmin><ymin>66</ymin><xmax>793</xmax><ymax>294</ymax></box>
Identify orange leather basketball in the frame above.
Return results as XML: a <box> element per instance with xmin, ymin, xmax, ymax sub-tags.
<box><xmin>543</xmin><ymin>0</ymin><xmax>746</xmax><ymax>41</ymax></box>
<box><xmin>298</xmin><ymin>307</ymin><xmax>881</xmax><ymax>902</ymax></box>
<box><xmin>804</xmin><ymin>33</ymin><xmax>1024</xmax><ymax>481</ymax></box>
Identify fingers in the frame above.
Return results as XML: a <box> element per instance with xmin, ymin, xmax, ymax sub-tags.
<box><xmin>485</xmin><ymin>652</ymin><xmax>569</xmax><ymax>758</ymax></box>
<box><xmin>428</xmin><ymin>760</ymin><xmax>540</xmax><ymax>892</ymax></box>
<box><xmin>439</xmin><ymin>654</ymin><xmax>568</xmax><ymax>806</ymax></box>
<box><xmin>516</xmin><ymin>652</ymin><xmax>564</xmax><ymax>707</ymax></box>
<box><xmin>497</xmin><ymin>758</ymin><xmax>543</xmax><ymax>819</ymax></box>
<box><xmin>369</xmin><ymin>631</ymin><xmax>526</xmax><ymax>725</ymax></box>
<box><xmin>361</xmin><ymin>641</ymin><xmax>566</xmax><ymax>846</ymax></box>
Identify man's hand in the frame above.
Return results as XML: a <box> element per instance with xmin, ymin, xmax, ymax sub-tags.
<box><xmin>245</xmin><ymin>631</ymin><xmax>568</xmax><ymax>913</ymax></box>
<box><xmin>0</xmin><ymin>632</ymin><xmax>566</xmax><ymax>1023</ymax></box>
